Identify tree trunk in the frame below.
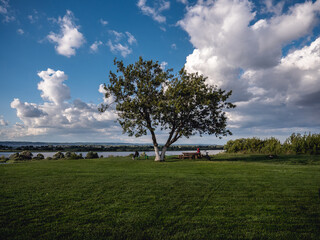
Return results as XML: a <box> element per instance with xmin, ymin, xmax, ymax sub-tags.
<box><xmin>160</xmin><ymin>146</ymin><xmax>167</xmax><ymax>161</ymax></box>
<box><xmin>154</xmin><ymin>145</ymin><xmax>162</xmax><ymax>161</ymax></box>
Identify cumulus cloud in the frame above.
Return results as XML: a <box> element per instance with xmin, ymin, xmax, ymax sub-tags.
<box><xmin>47</xmin><ymin>10</ymin><xmax>85</xmax><ymax>57</ymax></box>
<box><xmin>9</xmin><ymin>69</ymin><xmax>118</xmax><ymax>140</ymax></box>
<box><xmin>11</xmin><ymin>98</ymin><xmax>47</xmax><ymax>118</ymax></box>
<box><xmin>137</xmin><ymin>0</ymin><xmax>170</xmax><ymax>23</ymax></box>
<box><xmin>90</xmin><ymin>40</ymin><xmax>103</xmax><ymax>53</ymax></box>
<box><xmin>99</xmin><ymin>84</ymin><xmax>115</xmax><ymax>106</ymax></box>
<box><xmin>263</xmin><ymin>0</ymin><xmax>284</xmax><ymax>15</ymax></box>
<box><xmin>37</xmin><ymin>68</ymin><xmax>70</xmax><ymax>105</ymax></box>
<box><xmin>179</xmin><ymin>0</ymin><xmax>320</xmax><ymax>134</ymax></box>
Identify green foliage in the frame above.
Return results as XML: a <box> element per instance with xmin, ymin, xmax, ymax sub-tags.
<box><xmin>20</xmin><ymin>151</ymin><xmax>33</xmax><ymax>160</ymax></box>
<box><xmin>225</xmin><ymin>133</ymin><xmax>320</xmax><ymax>155</ymax></box>
<box><xmin>100</xmin><ymin>57</ymin><xmax>235</xmax><ymax>161</ymax></box>
<box><xmin>65</xmin><ymin>152</ymin><xmax>82</xmax><ymax>159</ymax></box>
<box><xmin>85</xmin><ymin>151</ymin><xmax>99</xmax><ymax>159</ymax></box>
<box><xmin>283</xmin><ymin>133</ymin><xmax>320</xmax><ymax>154</ymax></box>
<box><xmin>9</xmin><ymin>151</ymin><xmax>33</xmax><ymax>161</ymax></box>
<box><xmin>0</xmin><ymin>156</ymin><xmax>7</xmax><ymax>163</ymax></box>
<box><xmin>33</xmin><ymin>153</ymin><xmax>44</xmax><ymax>160</ymax></box>
<box><xmin>52</xmin><ymin>151</ymin><xmax>65</xmax><ymax>159</ymax></box>
<box><xmin>9</xmin><ymin>152</ymin><xmax>20</xmax><ymax>160</ymax></box>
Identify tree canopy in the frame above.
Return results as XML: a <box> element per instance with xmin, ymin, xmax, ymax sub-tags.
<box><xmin>100</xmin><ymin>57</ymin><xmax>235</xmax><ymax>161</ymax></box>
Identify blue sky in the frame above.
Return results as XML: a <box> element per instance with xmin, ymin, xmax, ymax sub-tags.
<box><xmin>1</xmin><ymin>0</ymin><xmax>320</xmax><ymax>144</ymax></box>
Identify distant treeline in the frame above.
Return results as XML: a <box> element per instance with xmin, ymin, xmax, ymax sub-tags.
<box><xmin>224</xmin><ymin>133</ymin><xmax>320</xmax><ymax>155</ymax></box>
<box><xmin>0</xmin><ymin>144</ymin><xmax>223</xmax><ymax>152</ymax></box>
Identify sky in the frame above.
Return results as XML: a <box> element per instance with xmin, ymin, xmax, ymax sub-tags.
<box><xmin>1</xmin><ymin>0</ymin><xmax>320</xmax><ymax>145</ymax></box>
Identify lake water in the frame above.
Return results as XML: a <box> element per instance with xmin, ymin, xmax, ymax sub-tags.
<box><xmin>0</xmin><ymin>150</ymin><xmax>223</xmax><ymax>158</ymax></box>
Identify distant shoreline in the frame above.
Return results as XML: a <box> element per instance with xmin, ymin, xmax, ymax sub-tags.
<box><xmin>0</xmin><ymin>143</ymin><xmax>224</xmax><ymax>153</ymax></box>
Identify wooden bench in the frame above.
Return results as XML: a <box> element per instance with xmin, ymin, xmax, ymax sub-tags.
<box><xmin>179</xmin><ymin>152</ymin><xmax>202</xmax><ymax>159</ymax></box>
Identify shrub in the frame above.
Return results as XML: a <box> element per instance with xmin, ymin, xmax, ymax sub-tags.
<box><xmin>65</xmin><ymin>152</ymin><xmax>81</xmax><ymax>159</ymax></box>
<box><xmin>53</xmin><ymin>151</ymin><xmax>65</xmax><ymax>159</ymax></box>
<box><xmin>85</xmin><ymin>151</ymin><xmax>99</xmax><ymax>159</ymax></box>
<box><xmin>20</xmin><ymin>151</ymin><xmax>33</xmax><ymax>160</ymax></box>
<box><xmin>9</xmin><ymin>152</ymin><xmax>20</xmax><ymax>160</ymax></box>
<box><xmin>9</xmin><ymin>151</ymin><xmax>33</xmax><ymax>161</ymax></box>
<box><xmin>33</xmin><ymin>153</ymin><xmax>45</xmax><ymax>160</ymax></box>
<box><xmin>0</xmin><ymin>156</ymin><xmax>8</xmax><ymax>163</ymax></box>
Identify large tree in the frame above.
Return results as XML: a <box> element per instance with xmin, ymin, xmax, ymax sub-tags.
<box><xmin>99</xmin><ymin>57</ymin><xmax>235</xmax><ymax>161</ymax></box>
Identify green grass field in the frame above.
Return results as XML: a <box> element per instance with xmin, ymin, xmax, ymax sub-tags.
<box><xmin>1</xmin><ymin>154</ymin><xmax>320</xmax><ymax>239</ymax></box>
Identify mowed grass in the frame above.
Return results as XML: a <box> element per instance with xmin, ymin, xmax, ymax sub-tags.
<box><xmin>1</xmin><ymin>155</ymin><xmax>320</xmax><ymax>239</ymax></box>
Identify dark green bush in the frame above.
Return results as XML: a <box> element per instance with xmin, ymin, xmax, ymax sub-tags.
<box><xmin>65</xmin><ymin>152</ymin><xmax>82</xmax><ymax>159</ymax></box>
<box><xmin>85</xmin><ymin>151</ymin><xmax>99</xmax><ymax>159</ymax></box>
<box><xmin>20</xmin><ymin>151</ymin><xmax>33</xmax><ymax>160</ymax></box>
<box><xmin>53</xmin><ymin>151</ymin><xmax>65</xmax><ymax>159</ymax></box>
<box><xmin>0</xmin><ymin>156</ymin><xmax>8</xmax><ymax>163</ymax></box>
<box><xmin>9</xmin><ymin>151</ymin><xmax>33</xmax><ymax>161</ymax></box>
<box><xmin>33</xmin><ymin>153</ymin><xmax>45</xmax><ymax>160</ymax></box>
<box><xmin>9</xmin><ymin>152</ymin><xmax>20</xmax><ymax>160</ymax></box>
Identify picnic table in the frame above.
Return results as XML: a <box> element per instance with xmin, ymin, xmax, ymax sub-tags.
<box><xmin>179</xmin><ymin>152</ymin><xmax>202</xmax><ymax>159</ymax></box>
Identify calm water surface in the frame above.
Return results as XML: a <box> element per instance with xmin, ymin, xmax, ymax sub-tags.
<box><xmin>0</xmin><ymin>150</ymin><xmax>223</xmax><ymax>158</ymax></box>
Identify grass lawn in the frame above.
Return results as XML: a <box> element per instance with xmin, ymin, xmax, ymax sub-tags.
<box><xmin>1</xmin><ymin>154</ymin><xmax>320</xmax><ymax>239</ymax></box>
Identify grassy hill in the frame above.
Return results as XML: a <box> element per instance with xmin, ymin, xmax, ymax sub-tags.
<box><xmin>1</xmin><ymin>154</ymin><xmax>320</xmax><ymax>239</ymax></box>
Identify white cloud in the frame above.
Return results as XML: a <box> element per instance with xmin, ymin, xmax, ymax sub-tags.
<box><xmin>177</xmin><ymin>0</ymin><xmax>188</xmax><ymax>5</ymax></box>
<box><xmin>110</xmin><ymin>30</ymin><xmax>124</xmax><ymax>42</ymax></box>
<box><xmin>0</xmin><ymin>116</ymin><xmax>8</xmax><ymax>126</ymax></box>
<box><xmin>126</xmin><ymin>32</ymin><xmax>137</xmax><ymax>45</ymax></box>
<box><xmin>100</xmin><ymin>18</ymin><xmax>108</xmax><ymax>26</ymax></box>
<box><xmin>47</xmin><ymin>10</ymin><xmax>85</xmax><ymax>57</ymax></box>
<box><xmin>99</xmin><ymin>84</ymin><xmax>115</xmax><ymax>105</ymax></box>
<box><xmin>9</xmin><ymin>69</ymin><xmax>118</xmax><ymax>140</ymax></box>
<box><xmin>107</xmin><ymin>31</ymin><xmax>137</xmax><ymax>57</ymax></box>
<box><xmin>263</xmin><ymin>0</ymin><xmax>284</xmax><ymax>16</ymax></box>
<box><xmin>160</xmin><ymin>61</ymin><xmax>168</xmax><ymax>70</ymax></box>
<box><xmin>11</xmin><ymin>98</ymin><xmax>47</xmax><ymax>118</ymax></box>
<box><xmin>179</xmin><ymin>0</ymin><xmax>320</xmax><ymax>132</ymax></box>
<box><xmin>37</xmin><ymin>68</ymin><xmax>70</xmax><ymax>105</ymax></box>
<box><xmin>90</xmin><ymin>40</ymin><xmax>103</xmax><ymax>53</ymax></box>
<box><xmin>28</xmin><ymin>10</ymin><xmax>39</xmax><ymax>23</ymax></box>
<box><xmin>17</xmin><ymin>28</ymin><xmax>24</xmax><ymax>35</ymax></box>
<box><xmin>38</xmin><ymin>68</ymin><xmax>70</xmax><ymax>105</ymax></box>
<box><xmin>137</xmin><ymin>0</ymin><xmax>170</xmax><ymax>23</ymax></box>
<box><xmin>107</xmin><ymin>40</ymin><xmax>132</xmax><ymax>57</ymax></box>
<box><xmin>0</xmin><ymin>0</ymin><xmax>15</xmax><ymax>22</ymax></box>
